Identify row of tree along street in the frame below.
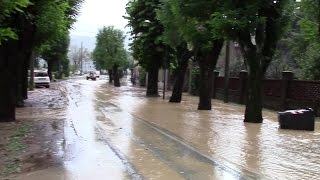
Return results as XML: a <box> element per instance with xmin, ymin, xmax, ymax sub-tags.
<box><xmin>0</xmin><ymin>0</ymin><xmax>83</xmax><ymax>121</ymax></box>
<box><xmin>1</xmin><ymin>0</ymin><xmax>319</xmax><ymax>124</ymax></box>
<box><xmin>124</xmin><ymin>0</ymin><xmax>320</xmax><ymax>123</ymax></box>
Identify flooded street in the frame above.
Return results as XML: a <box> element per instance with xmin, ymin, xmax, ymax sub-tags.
<box><xmin>15</xmin><ymin>76</ymin><xmax>320</xmax><ymax>180</ymax></box>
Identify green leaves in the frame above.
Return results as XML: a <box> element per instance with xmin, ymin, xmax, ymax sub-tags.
<box><xmin>299</xmin><ymin>0</ymin><xmax>320</xmax><ymax>42</ymax></box>
<box><xmin>126</xmin><ymin>0</ymin><xmax>171</xmax><ymax>69</ymax></box>
<box><xmin>0</xmin><ymin>28</ymin><xmax>18</xmax><ymax>44</ymax></box>
<box><xmin>0</xmin><ymin>0</ymin><xmax>31</xmax><ymax>43</ymax></box>
<box><xmin>0</xmin><ymin>0</ymin><xmax>31</xmax><ymax>18</ymax></box>
<box><xmin>41</xmin><ymin>33</ymin><xmax>70</xmax><ymax>74</ymax></box>
<box><xmin>92</xmin><ymin>26</ymin><xmax>128</xmax><ymax>70</ymax></box>
<box><xmin>290</xmin><ymin>0</ymin><xmax>320</xmax><ymax>79</ymax></box>
<box><xmin>158</xmin><ymin>0</ymin><xmax>227</xmax><ymax>55</ymax></box>
<box><xmin>0</xmin><ymin>0</ymin><xmax>83</xmax><ymax>45</ymax></box>
<box><xmin>35</xmin><ymin>0</ymin><xmax>70</xmax><ymax>46</ymax></box>
<box><xmin>297</xmin><ymin>42</ymin><xmax>320</xmax><ymax>79</ymax></box>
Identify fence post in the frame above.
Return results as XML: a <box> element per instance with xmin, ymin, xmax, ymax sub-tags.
<box><xmin>281</xmin><ymin>71</ymin><xmax>293</xmax><ymax>110</ymax></box>
<box><xmin>239</xmin><ymin>70</ymin><xmax>248</xmax><ymax>104</ymax></box>
<box><xmin>212</xmin><ymin>71</ymin><xmax>219</xmax><ymax>99</ymax></box>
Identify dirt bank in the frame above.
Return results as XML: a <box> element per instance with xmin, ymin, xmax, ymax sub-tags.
<box><xmin>0</xmin><ymin>82</ymin><xmax>67</xmax><ymax>179</ymax></box>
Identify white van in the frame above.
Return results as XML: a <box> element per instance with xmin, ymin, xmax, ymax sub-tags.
<box><xmin>34</xmin><ymin>70</ymin><xmax>50</xmax><ymax>88</ymax></box>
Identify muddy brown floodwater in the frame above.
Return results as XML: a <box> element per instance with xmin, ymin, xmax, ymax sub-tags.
<box><xmin>13</xmin><ymin>76</ymin><xmax>320</xmax><ymax>180</ymax></box>
<box><xmin>95</xmin><ymin>77</ymin><xmax>320</xmax><ymax>180</ymax></box>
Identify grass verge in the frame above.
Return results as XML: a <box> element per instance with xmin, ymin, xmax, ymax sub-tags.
<box><xmin>0</xmin><ymin>123</ymin><xmax>31</xmax><ymax>177</ymax></box>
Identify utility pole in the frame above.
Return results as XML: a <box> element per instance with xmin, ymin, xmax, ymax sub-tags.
<box><xmin>224</xmin><ymin>41</ymin><xmax>230</xmax><ymax>103</ymax></box>
<box><xmin>29</xmin><ymin>50</ymin><xmax>35</xmax><ymax>91</ymax></box>
<box><xmin>163</xmin><ymin>69</ymin><xmax>166</xmax><ymax>100</ymax></box>
<box><xmin>80</xmin><ymin>42</ymin><xmax>83</xmax><ymax>75</ymax></box>
<box><xmin>188</xmin><ymin>60</ymin><xmax>192</xmax><ymax>94</ymax></box>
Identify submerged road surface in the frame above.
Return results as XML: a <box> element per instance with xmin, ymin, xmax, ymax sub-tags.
<box><xmin>16</xmin><ymin>76</ymin><xmax>320</xmax><ymax>180</ymax></box>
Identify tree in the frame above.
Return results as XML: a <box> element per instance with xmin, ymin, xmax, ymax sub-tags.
<box><xmin>212</xmin><ymin>0</ymin><xmax>292</xmax><ymax>122</ymax></box>
<box><xmin>69</xmin><ymin>46</ymin><xmax>91</xmax><ymax>74</ymax></box>
<box><xmin>69</xmin><ymin>46</ymin><xmax>81</xmax><ymax>73</ymax></box>
<box><xmin>263</xmin><ymin>1</ymin><xmax>320</xmax><ymax>80</ymax></box>
<box><xmin>41</xmin><ymin>33</ymin><xmax>70</xmax><ymax>80</ymax></box>
<box><xmin>296</xmin><ymin>0</ymin><xmax>320</xmax><ymax>79</ymax></box>
<box><xmin>0</xmin><ymin>0</ymin><xmax>31</xmax><ymax>43</ymax></box>
<box><xmin>92</xmin><ymin>26</ymin><xmax>128</xmax><ymax>87</ymax></box>
<box><xmin>126</xmin><ymin>0</ymin><xmax>172</xmax><ymax>96</ymax></box>
<box><xmin>159</xmin><ymin>0</ymin><xmax>224</xmax><ymax>110</ymax></box>
<box><xmin>36</xmin><ymin>0</ymin><xmax>84</xmax><ymax>79</ymax></box>
<box><xmin>259</xmin><ymin>1</ymin><xmax>320</xmax><ymax>80</ymax></box>
<box><xmin>157</xmin><ymin>0</ymin><xmax>193</xmax><ymax>103</ymax></box>
<box><xmin>0</xmin><ymin>0</ymin><xmax>83</xmax><ymax>121</ymax></box>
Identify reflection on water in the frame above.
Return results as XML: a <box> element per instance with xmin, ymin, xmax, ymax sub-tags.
<box><xmin>62</xmin><ymin>80</ymin><xmax>133</xmax><ymax>180</ymax></box>
<box><xmin>96</xmin><ymin>82</ymin><xmax>320</xmax><ymax>180</ymax></box>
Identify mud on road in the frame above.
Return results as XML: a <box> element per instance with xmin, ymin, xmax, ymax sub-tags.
<box><xmin>0</xmin><ymin>82</ymin><xmax>67</xmax><ymax>179</ymax></box>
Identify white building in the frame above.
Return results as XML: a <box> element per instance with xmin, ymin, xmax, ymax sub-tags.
<box><xmin>38</xmin><ymin>58</ymin><xmax>48</xmax><ymax>69</ymax></box>
<box><xmin>82</xmin><ymin>60</ymin><xmax>96</xmax><ymax>73</ymax></box>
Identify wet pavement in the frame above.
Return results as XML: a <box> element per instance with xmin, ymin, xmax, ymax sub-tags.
<box><xmin>15</xmin><ymin>76</ymin><xmax>320</xmax><ymax>179</ymax></box>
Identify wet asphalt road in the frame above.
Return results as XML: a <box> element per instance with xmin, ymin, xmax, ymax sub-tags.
<box><xmin>16</xmin><ymin>76</ymin><xmax>320</xmax><ymax>180</ymax></box>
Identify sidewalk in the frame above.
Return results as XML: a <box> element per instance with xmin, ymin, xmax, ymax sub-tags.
<box><xmin>1</xmin><ymin>82</ymin><xmax>67</xmax><ymax>180</ymax></box>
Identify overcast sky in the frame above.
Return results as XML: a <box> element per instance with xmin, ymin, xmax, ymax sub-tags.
<box><xmin>70</xmin><ymin>0</ymin><xmax>130</xmax><ymax>37</ymax></box>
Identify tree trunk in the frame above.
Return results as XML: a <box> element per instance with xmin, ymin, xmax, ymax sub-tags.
<box><xmin>0</xmin><ymin>43</ymin><xmax>17</xmax><ymax>121</ymax></box>
<box><xmin>16</xmin><ymin>55</ymin><xmax>24</xmax><ymax>107</ymax></box>
<box><xmin>108</xmin><ymin>69</ymin><xmax>113</xmax><ymax>83</ymax></box>
<box><xmin>197</xmin><ymin>40</ymin><xmax>224</xmax><ymax>110</ymax></box>
<box><xmin>198</xmin><ymin>60</ymin><xmax>213</xmax><ymax>110</ymax></box>
<box><xmin>146</xmin><ymin>66</ymin><xmax>159</xmax><ymax>97</ymax></box>
<box><xmin>0</xmin><ymin>69</ymin><xmax>16</xmax><ymax>122</ymax></box>
<box><xmin>48</xmin><ymin>60</ymin><xmax>53</xmax><ymax>81</ymax></box>
<box><xmin>29</xmin><ymin>51</ymin><xmax>35</xmax><ymax>91</ymax></box>
<box><xmin>113</xmin><ymin>65</ymin><xmax>120</xmax><ymax>87</ymax></box>
<box><xmin>16</xmin><ymin>15</ymin><xmax>36</xmax><ymax>104</ymax></box>
<box><xmin>0</xmin><ymin>9</ymin><xmax>36</xmax><ymax>120</ymax></box>
<box><xmin>169</xmin><ymin>58</ymin><xmax>188</xmax><ymax>103</ymax></box>
<box><xmin>244</xmin><ymin>68</ymin><xmax>263</xmax><ymax>123</ymax></box>
<box><xmin>22</xmin><ymin>51</ymin><xmax>33</xmax><ymax>100</ymax></box>
<box><xmin>15</xmin><ymin>49</ymin><xmax>30</xmax><ymax>107</ymax></box>
<box><xmin>22</xmin><ymin>64</ymin><xmax>29</xmax><ymax>99</ymax></box>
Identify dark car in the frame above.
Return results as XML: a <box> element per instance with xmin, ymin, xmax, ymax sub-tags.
<box><xmin>86</xmin><ymin>71</ymin><xmax>97</xmax><ymax>81</ymax></box>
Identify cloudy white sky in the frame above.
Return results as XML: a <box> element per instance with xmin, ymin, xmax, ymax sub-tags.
<box><xmin>70</xmin><ymin>0</ymin><xmax>130</xmax><ymax>37</ymax></box>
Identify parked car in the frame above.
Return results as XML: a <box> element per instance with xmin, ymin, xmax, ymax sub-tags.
<box><xmin>34</xmin><ymin>70</ymin><xmax>50</xmax><ymax>88</ymax></box>
<box><xmin>86</xmin><ymin>71</ymin><xmax>98</xmax><ymax>81</ymax></box>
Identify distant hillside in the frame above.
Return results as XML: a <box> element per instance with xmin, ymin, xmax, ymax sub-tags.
<box><xmin>70</xmin><ymin>35</ymin><xmax>96</xmax><ymax>51</ymax></box>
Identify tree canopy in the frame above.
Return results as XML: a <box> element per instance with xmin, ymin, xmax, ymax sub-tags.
<box><xmin>158</xmin><ymin>0</ymin><xmax>225</xmax><ymax>109</ymax></box>
<box><xmin>0</xmin><ymin>0</ymin><xmax>83</xmax><ymax>121</ymax></box>
<box><xmin>296</xmin><ymin>0</ymin><xmax>320</xmax><ymax>79</ymax></box>
<box><xmin>92</xmin><ymin>26</ymin><xmax>128</xmax><ymax>87</ymax></box>
<box><xmin>126</xmin><ymin>0</ymin><xmax>170</xmax><ymax>69</ymax></box>
<box><xmin>92</xmin><ymin>26</ymin><xmax>128</xmax><ymax>70</ymax></box>
<box><xmin>126</xmin><ymin>0</ymin><xmax>174</xmax><ymax>95</ymax></box>
<box><xmin>41</xmin><ymin>33</ymin><xmax>70</xmax><ymax>79</ymax></box>
<box><xmin>0</xmin><ymin>0</ymin><xmax>31</xmax><ymax>43</ymax></box>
